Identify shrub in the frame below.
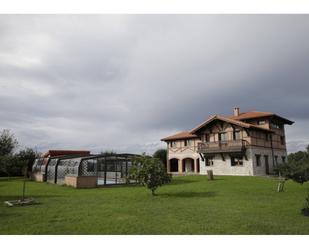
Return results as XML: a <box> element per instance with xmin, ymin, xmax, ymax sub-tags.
<box><xmin>129</xmin><ymin>155</ymin><xmax>171</xmax><ymax>196</ymax></box>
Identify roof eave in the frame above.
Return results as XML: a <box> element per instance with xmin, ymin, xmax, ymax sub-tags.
<box><xmin>272</xmin><ymin>115</ymin><xmax>294</xmax><ymax>125</ymax></box>
<box><xmin>161</xmin><ymin>136</ymin><xmax>197</xmax><ymax>142</ymax></box>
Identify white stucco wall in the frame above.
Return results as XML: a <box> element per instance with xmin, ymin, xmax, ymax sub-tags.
<box><xmin>168</xmin><ymin>147</ymin><xmax>200</xmax><ymax>162</ymax></box>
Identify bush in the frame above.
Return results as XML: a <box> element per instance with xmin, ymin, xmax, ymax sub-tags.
<box><xmin>129</xmin><ymin>155</ymin><xmax>171</xmax><ymax>196</ymax></box>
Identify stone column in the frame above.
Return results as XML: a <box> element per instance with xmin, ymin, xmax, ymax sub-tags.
<box><xmin>178</xmin><ymin>159</ymin><xmax>183</xmax><ymax>174</ymax></box>
<box><xmin>194</xmin><ymin>158</ymin><xmax>198</xmax><ymax>173</ymax></box>
<box><xmin>167</xmin><ymin>159</ymin><xmax>171</xmax><ymax>173</ymax></box>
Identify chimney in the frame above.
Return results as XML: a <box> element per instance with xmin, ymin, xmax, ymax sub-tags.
<box><xmin>233</xmin><ymin>107</ymin><xmax>240</xmax><ymax>117</ymax></box>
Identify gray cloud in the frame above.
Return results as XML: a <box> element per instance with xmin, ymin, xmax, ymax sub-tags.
<box><xmin>0</xmin><ymin>15</ymin><xmax>309</xmax><ymax>154</ymax></box>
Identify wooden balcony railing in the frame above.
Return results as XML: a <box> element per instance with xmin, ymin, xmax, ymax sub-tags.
<box><xmin>197</xmin><ymin>140</ymin><xmax>248</xmax><ymax>154</ymax></box>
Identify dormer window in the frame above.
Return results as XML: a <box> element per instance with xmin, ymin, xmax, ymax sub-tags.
<box><xmin>184</xmin><ymin>139</ymin><xmax>192</xmax><ymax>147</ymax></box>
<box><xmin>270</xmin><ymin>122</ymin><xmax>281</xmax><ymax>129</ymax></box>
<box><xmin>219</xmin><ymin>132</ymin><xmax>228</xmax><ymax>142</ymax></box>
<box><xmin>233</xmin><ymin>130</ymin><xmax>241</xmax><ymax>140</ymax></box>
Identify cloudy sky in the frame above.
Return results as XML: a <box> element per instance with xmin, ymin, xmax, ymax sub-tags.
<box><xmin>0</xmin><ymin>15</ymin><xmax>309</xmax><ymax>154</ymax></box>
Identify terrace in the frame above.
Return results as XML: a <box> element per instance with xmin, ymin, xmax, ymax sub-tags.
<box><xmin>197</xmin><ymin>139</ymin><xmax>248</xmax><ymax>155</ymax></box>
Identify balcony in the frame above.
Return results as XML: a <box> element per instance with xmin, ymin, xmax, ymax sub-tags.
<box><xmin>197</xmin><ymin>140</ymin><xmax>248</xmax><ymax>155</ymax></box>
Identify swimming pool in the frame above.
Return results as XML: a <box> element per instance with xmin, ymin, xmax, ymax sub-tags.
<box><xmin>97</xmin><ymin>178</ymin><xmax>126</xmax><ymax>185</ymax></box>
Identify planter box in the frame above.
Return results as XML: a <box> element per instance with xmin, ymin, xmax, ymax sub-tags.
<box><xmin>65</xmin><ymin>175</ymin><xmax>97</xmax><ymax>188</ymax></box>
<box><xmin>31</xmin><ymin>172</ymin><xmax>45</xmax><ymax>182</ymax></box>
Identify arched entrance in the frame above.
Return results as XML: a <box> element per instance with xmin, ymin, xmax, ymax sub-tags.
<box><xmin>182</xmin><ymin>158</ymin><xmax>194</xmax><ymax>173</ymax></box>
<box><xmin>170</xmin><ymin>158</ymin><xmax>179</xmax><ymax>172</ymax></box>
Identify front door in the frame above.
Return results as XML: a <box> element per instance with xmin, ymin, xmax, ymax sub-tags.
<box><xmin>264</xmin><ymin>155</ymin><xmax>269</xmax><ymax>175</ymax></box>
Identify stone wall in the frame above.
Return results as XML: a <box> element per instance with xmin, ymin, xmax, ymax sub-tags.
<box><xmin>199</xmin><ymin>146</ymin><xmax>287</xmax><ymax>176</ymax></box>
<box><xmin>251</xmin><ymin>146</ymin><xmax>287</xmax><ymax>175</ymax></box>
<box><xmin>199</xmin><ymin>149</ymin><xmax>254</xmax><ymax>176</ymax></box>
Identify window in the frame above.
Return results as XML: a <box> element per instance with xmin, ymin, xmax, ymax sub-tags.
<box><xmin>282</xmin><ymin>156</ymin><xmax>286</xmax><ymax>163</ymax></box>
<box><xmin>231</xmin><ymin>156</ymin><xmax>243</xmax><ymax>166</ymax></box>
<box><xmin>233</xmin><ymin>130</ymin><xmax>241</xmax><ymax>140</ymax></box>
<box><xmin>219</xmin><ymin>132</ymin><xmax>228</xmax><ymax>142</ymax></box>
<box><xmin>205</xmin><ymin>157</ymin><xmax>214</xmax><ymax>166</ymax></box>
<box><xmin>274</xmin><ymin>156</ymin><xmax>278</xmax><ymax>165</ymax></box>
<box><xmin>170</xmin><ymin>141</ymin><xmax>177</xmax><ymax>148</ymax></box>
<box><xmin>255</xmin><ymin>154</ymin><xmax>261</xmax><ymax>166</ymax></box>
<box><xmin>258</xmin><ymin>120</ymin><xmax>266</xmax><ymax>125</ymax></box>
<box><xmin>280</xmin><ymin>136</ymin><xmax>285</xmax><ymax>145</ymax></box>
<box><xmin>184</xmin><ymin>139</ymin><xmax>192</xmax><ymax>147</ymax></box>
<box><xmin>205</xmin><ymin>133</ymin><xmax>210</xmax><ymax>142</ymax></box>
<box><xmin>270</xmin><ymin>122</ymin><xmax>281</xmax><ymax>129</ymax></box>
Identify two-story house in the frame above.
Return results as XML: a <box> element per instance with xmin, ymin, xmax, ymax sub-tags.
<box><xmin>161</xmin><ymin>108</ymin><xmax>293</xmax><ymax>176</ymax></box>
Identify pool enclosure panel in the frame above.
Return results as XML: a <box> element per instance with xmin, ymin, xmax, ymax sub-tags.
<box><xmin>79</xmin><ymin>155</ymin><xmax>135</xmax><ymax>186</ymax></box>
<box><xmin>79</xmin><ymin>156</ymin><xmax>134</xmax><ymax>185</ymax></box>
<box><xmin>32</xmin><ymin>158</ymin><xmax>49</xmax><ymax>181</ymax></box>
<box><xmin>46</xmin><ymin>158</ymin><xmax>59</xmax><ymax>184</ymax></box>
<box><xmin>56</xmin><ymin>157</ymin><xmax>81</xmax><ymax>185</ymax></box>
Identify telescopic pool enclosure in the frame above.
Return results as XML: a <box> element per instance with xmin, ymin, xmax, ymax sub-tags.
<box><xmin>32</xmin><ymin>152</ymin><xmax>138</xmax><ymax>188</ymax></box>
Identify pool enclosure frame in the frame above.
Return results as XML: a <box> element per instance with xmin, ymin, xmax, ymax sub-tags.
<box><xmin>32</xmin><ymin>153</ymin><xmax>139</xmax><ymax>188</ymax></box>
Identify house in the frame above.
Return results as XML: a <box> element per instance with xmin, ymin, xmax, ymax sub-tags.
<box><xmin>161</xmin><ymin>108</ymin><xmax>294</xmax><ymax>176</ymax></box>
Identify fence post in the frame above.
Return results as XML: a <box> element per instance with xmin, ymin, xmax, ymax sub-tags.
<box><xmin>207</xmin><ymin>170</ymin><xmax>214</xmax><ymax>180</ymax></box>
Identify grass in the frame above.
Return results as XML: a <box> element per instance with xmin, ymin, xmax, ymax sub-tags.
<box><xmin>0</xmin><ymin>175</ymin><xmax>309</xmax><ymax>235</ymax></box>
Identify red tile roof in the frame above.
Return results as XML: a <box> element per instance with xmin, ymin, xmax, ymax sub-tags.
<box><xmin>190</xmin><ymin>115</ymin><xmax>273</xmax><ymax>133</ymax></box>
<box><xmin>161</xmin><ymin>131</ymin><xmax>198</xmax><ymax>141</ymax></box>
<box><xmin>161</xmin><ymin>110</ymin><xmax>293</xmax><ymax>142</ymax></box>
<box><xmin>43</xmin><ymin>150</ymin><xmax>91</xmax><ymax>158</ymax></box>
<box><xmin>228</xmin><ymin>111</ymin><xmax>294</xmax><ymax>124</ymax></box>
<box><xmin>227</xmin><ymin>111</ymin><xmax>273</xmax><ymax>120</ymax></box>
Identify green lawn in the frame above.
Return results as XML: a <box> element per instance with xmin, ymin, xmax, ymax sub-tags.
<box><xmin>0</xmin><ymin>175</ymin><xmax>309</xmax><ymax>234</ymax></box>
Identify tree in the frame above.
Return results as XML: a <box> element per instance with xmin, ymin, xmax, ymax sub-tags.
<box><xmin>100</xmin><ymin>150</ymin><xmax>117</xmax><ymax>156</ymax></box>
<box><xmin>0</xmin><ymin>129</ymin><xmax>18</xmax><ymax>156</ymax></box>
<box><xmin>275</xmin><ymin>145</ymin><xmax>309</xmax><ymax>215</ymax></box>
<box><xmin>17</xmin><ymin>148</ymin><xmax>37</xmax><ymax>176</ymax></box>
<box><xmin>276</xmin><ymin>146</ymin><xmax>309</xmax><ymax>184</ymax></box>
<box><xmin>0</xmin><ymin>154</ymin><xmax>24</xmax><ymax>177</ymax></box>
<box><xmin>153</xmin><ymin>148</ymin><xmax>167</xmax><ymax>167</ymax></box>
<box><xmin>0</xmin><ymin>129</ymin><xmax>37</xmax><ymax>178</ymax></box>
<box><xmin>0</xmin><ymin>129</ymin><xmax>19</xmax><ymax>177</ymax></box>
<box><xmin>129</xmin><ymin>155</ymin><xmax>172</xmax><ymax>196</ymax></box>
